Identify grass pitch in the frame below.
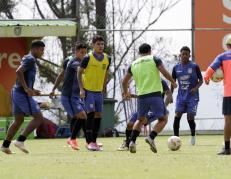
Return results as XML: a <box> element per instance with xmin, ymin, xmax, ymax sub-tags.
<box><xmin>0</xmin><ymin>135</ymin><xmax>230</xmax><ymax>179</ymax></box>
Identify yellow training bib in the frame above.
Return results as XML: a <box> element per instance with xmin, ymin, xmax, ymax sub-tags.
<box><xmin>83</xmin><ymin>53</ymin><xmax>109</xmax><ymax>92</ymax></box>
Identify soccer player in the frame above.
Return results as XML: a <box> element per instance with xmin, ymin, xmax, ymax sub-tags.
<box><xmin>118</xmin><ymin>79</ymin><xmax>173</xmax><ymax>151</ymax></box>
<box><xmin>122</xmin><ymin>43</ymin><xmax>177</xmax><ymax>153</ymax></box>
<box><xmin>204</xmin><ymin>36</ymin><xmax>231</xmax><ymax>155</ymax></box>
<box><xmin>49</xmin><ymin>44</ymin><xmax>82</xmax><ymax>145</ymax></box>
<box><xmin>171</xmin><ymin>46</ymin><xmax>203</xmax><ymax>145</ymax></box>
<box><xmin>60</xmin><ymin>42</ymin><xmax>87</xmax><ymax>150</ymax></box>
<box><xmin>0</xmin><ymin>40</ymin><xmax>45</xmax><ymax>154</ymax></box>
<box><xmin>78</xmin><ymin>35</ymin><xmax>111</xmax><ymax>151</ymax></box>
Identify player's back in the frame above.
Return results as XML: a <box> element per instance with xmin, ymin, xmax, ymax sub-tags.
<box><xmin>14</xmin><ymin>54</ymin><xmax>37</xmax><ymax>93</ymax></box>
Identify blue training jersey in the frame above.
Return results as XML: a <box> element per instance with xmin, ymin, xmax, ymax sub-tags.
<box><xmin>61</xmin><ymin>57</ymin><xmax>81</xmax><ymax>97</ymax></box>
<box><xmin>13</xmin><ymin>54</ymin><xmax>38</xmax><ymax>93</ymax></box>
<box><xmin>172</xmin><ymin>61</ymin><xmax>202</xmax><ymax>101</ymax></box>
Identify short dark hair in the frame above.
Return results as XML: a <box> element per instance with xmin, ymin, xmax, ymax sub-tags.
<box><xmin>139</xmin><ymin>43</ymin><xmax>151</xmax><ymax>54</ymax></box>
<box><xmin>75</xmin><ymin>42</ymin><xmax>87</xmax><ymax>50</ymax></box>
<box><xmin>31</xmin><ymin>40</ymin><xmax>45</xmax><ymax>48</ymax></box>
<box><xmin>92</xmin><ymin>35</ymin><xmax>104</xmax><ymax>44</ymax></box>
<box><xmin>180</xmin><ymin>46</ymin><xmax>191</xmax><ymax>53</ymax></box>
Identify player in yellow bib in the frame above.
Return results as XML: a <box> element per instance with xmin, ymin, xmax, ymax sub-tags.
<box><xmin>78</xmin><ymin>35</ymin><xmax>111</xmax><ymax>151</ymax></box>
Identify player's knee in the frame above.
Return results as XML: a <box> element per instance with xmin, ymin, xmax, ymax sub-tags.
<box><xmin>187</xmin><ymin>113</ymin><xmax>195</xmax><ymax>120</ymax></box>
<box><xmin>14</xmin><ymin>119</ymin><xmax>24</xmax><ymax>126</ymax></box>
<box><xmin>175</xmin><ymin>112</ymin><xmax>182</xmax><ymax>118</ymax></box>
<box><xmin>127</xmin><ymin>122</ymin><xmax>134</xmax><ymax>130</ymax></box>
<box><xmin>158</xmin><ymin>116</ymin><xmax>168</xmax><ymax>125</ymax></box>
<box><xmin>33</xmin><ymin>112</ymin><xmax>43</xmax><ymax>121</ymax></box>
<box><xmin>87</xmin><ymin>112</ymin><xmax>95</xmax><ymax>119</ymax></box>
<box><xmin>138</xmin><ymin>117</ymin><xmax>146</xmax><ymax>123</ymax></box>
<box><xmin>77</xmin><ymin>111</ymin><xmax>87</xmax><ymax>119</ymax></box>
<box><xmin>94</xmin><ymin>112</ymin><xmax>101</xmax><ymax>118</ymax></box>
<box><xmin>162</xmin><ymin>118</ymin><xmax>168</xmax><ymax>125</ymax></box>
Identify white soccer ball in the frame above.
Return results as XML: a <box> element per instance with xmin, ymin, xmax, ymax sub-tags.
<box><xmin>211</xmin><ymin>68</ymin><xmax>224</xmax><ymax>82</ymax></box>
<box><xmin>167</xmin><ymin>136</ymin><xmax>182</xmax><ymax>151</ymax></box>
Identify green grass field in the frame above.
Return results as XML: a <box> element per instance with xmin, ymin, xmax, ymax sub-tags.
<box><xmin>0</xmin><ymin>135</ymin><xmax>230</xmax><ymax>179</ymax></box>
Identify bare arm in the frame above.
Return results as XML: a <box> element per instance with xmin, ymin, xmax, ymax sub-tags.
<box><xmin>52</xmin><ymin>70</ymin><xmax>64</xmax><ymax>91</ymax></box>
<box><xmin>158</xmin><ymin>64</ymin><xmax>177</xmax><ymax>88</ymax></box>
<box><xmin>190</xmin><ymin>78</ymin><xmax>203</xmax><ymax>94</ymax></box>
<box><xmin>122</xmin><ymin>73</ymin><xmax>132</xmax><ymax>100</ymax></box>
<box><xmin>49</xmin><ymin>70</ymin><xmax>64</xmax><ymax>98</ymax></box>
<box><xmin>78</xmin><ymin>67</ymin><xmax>85</xmax><ymax>98</ymax></box>
<box><xmin>170</xmin><ymin>79</ymin><xmax>176</xmax><ymax>94</ymax></box>
<box><xmin>103</xmin><ymin>70</ymin><xmax>109</xmax><ymax>94</ymax></box>
<box><xmin>164</xmin><ymin>89</ymin><xmax>173</xmax><ymax>106</ymax></box>
<box><xmin>16</xmin><ymin>66</ymin><xmax>39</xmax><ymax>96</ymax></box>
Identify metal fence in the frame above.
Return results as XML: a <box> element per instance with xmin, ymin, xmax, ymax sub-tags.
<box><xmin>0</xmin><ymin>0</ymin><xmax>225</xmax><ymax>132</ymax></box>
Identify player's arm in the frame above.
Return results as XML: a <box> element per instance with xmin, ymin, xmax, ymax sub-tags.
<box><xmin>154</xmin><ymin>57</ymin><xmax>177</xmax><ymax>88</ymax></box>
<box><xmin>190</xmin><ymin>65</ymin><xmax>203</xmax><ymax>94</ymax></box>
<box><xmin>204</xmin><ymin>54</ymin><xmax>222</xmax><ymax>85</ymax></box>
<box><xmin>164</xmin><ymin>89</ymin><xmax>173</xmax><ymax>106</ymax></box>
<box><xmin>16</xmin><ymin>60</ymin><xmax>39</xmax><ymax>96</ymax></box>
<box><xmin>49</xmin><ymin>70</ymin><xmax>64</xmax><ymax>98</ymax></box>
<box><xmin>103</xmin><ymin>56</ymin><xmax>111</xmax><ymax>94</ymax></box>
<box><xmin>78</xmin><ymin>56</ymin><xmax>89</xmax><ymax>98</ymax></box>
<box><xmin>122</xmin><ymin>66</ymin><xmax>132</xmax><ymax>100</ymax></box>
<box><xmin>158</xmin><ymin>65</ymin><xmax>177</xmax><ymax>89</ymax></box>
<box><xmin>78</xmin><ymin>67</ymin><xmax>85</xmax><ymax>98</ymax></box>
<box><xmin>103</xmin><ymin>70</ymin><xmax>109</xmax><ymax>94</ymax></box>
<box><xmin>170</xmin><ymin>66</ymin><xmax>177</xmax><ymax>93</ymax></box>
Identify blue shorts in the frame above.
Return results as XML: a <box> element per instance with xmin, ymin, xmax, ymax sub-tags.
<box><xmin>12</xmin><ymin>90</ymin><xmax>41</xmax><ymax>115</ymax></box>
<box><xmin>137</xmin><ymin>96</ymin><xmax>167</xmax><ymax>119</ymax></box>
<box><xmin>175</xmin><ymin>99</ymin><xmax>199</xmax><ymax>115</ymax></box>
<box><xmin>84</xmin><ymin>90</ymin><xmax>103</xmax><ymax>113</ymax></box>
<box><xmin>129</xmin><ymin>112</ymin><xmax>157</xmax><ymax>124</ymax></box>
<box><xmin>61</xmin><ymin>96</ymin><xmax>85</xmax><ymax>118</ymax></box>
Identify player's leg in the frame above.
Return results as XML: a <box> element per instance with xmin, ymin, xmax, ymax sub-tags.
<box><xmin>187</xmin><ymin>113</ymin><xmax>196</xmax><ymax>145</ymax></box>
<box><xmin>117</xmin><ymin>121</ymin><xmax>134</xmax><ymax>151</ymax></box>
<box><xmin>61</xmin><ymin>96</ymin><xmax>75</xmax><ymax>145</ymax></box>
<box><xmin>173</xmin><ymin>112</ymin><xmax>182</xmax><ymax>137</ymax></box>
<box><xmin>118</xmin><ymin>112</ymin><xmax>137</xmax><ymax>151</ymax></box>
<box><xmin>218</xmin><ymin>97</ymin><xmax>231</xmax><ymax>155</ymax></box>
<box><xmin>129</xmin><ymin>117</ymin><xmax>145</xmax><ymax>153</ymax></box>
<box><xmin>145</xmin><ymin>115</ymin><xmax>168</xmax><ymax>153</ymax></box>
<box><xmin>91</xmin><ymin>92</ymin><xmax>104</xmax><ymax>150</ymax></box>
<box><xmin>1</xmin><ymin>113</ymin><xmax>24</xmax><ymax>154</ymax></box>
<box><xmin>222</xmin><ymin>115</ymin><xmax>231</xmax><ymax>153</ymax></box>
<box><xmin>14</xmin><ymin>111</ymin><xmax>43</xmax><ymax>153</ymax></box>
<box><xmin>125</xmin><ymin>122</ymin><xmax>134</xmax><ymax>146</ymax></box>
<box><xmin>84</xmin><ymin>90</ymin><xmax>96</xmax><ymax>150</ymax></box>
<box><xmin>129</xmin><ymin>97</ymin><xmax>149</xmax><ymax>153</ymax></box>
<box><xmin>186</xmin><ymin>100</ymin><xmax>198</xmax><ymax>145</ymax></box>
<box><xmin>145</xmin><ymin>97</ymin><xmax>167</xmax><ymax>153</ymax></box>
<box><xmin>3</xmin><ymin>91</ymin><xmax>41</xmax><ymax>154</ymax></box>
<box><xmin>173</xmin><ymin>99</ymin><xmax>185</xmax><ymax>136</ymax></box>
<box><xmin>68</xmin><ymin>98</ymin><xmax>87</xmax><ymax>150</ymax></box>
<box><xmin>4</xmin><ymin>92</ymin><xmax>25</xmax><ymax>142</ymax></box>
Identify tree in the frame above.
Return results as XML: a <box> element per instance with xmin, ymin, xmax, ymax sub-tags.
<box><xmin>34</xmin><ymin>0</ymin><xmax>111</xmax><ymax>84</ymax></box>
<box><xmin>106</xmin><ymin>0</ymin><xmax>181</xmax><ymax>121</ymax></box>
<box><xmin>0</xmin><ymin>0</ymin><xmax>15</xmax><ymax>19</ymax></box>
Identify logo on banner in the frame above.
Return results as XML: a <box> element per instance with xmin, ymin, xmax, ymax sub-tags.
<box><xmin>14</xmin><ymin>26</ymin><xmax>22</xmax><ymax>36</ymax></box>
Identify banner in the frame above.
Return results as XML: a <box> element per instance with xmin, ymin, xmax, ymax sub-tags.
<box><xmin>0</xmin><ymin>38</ymin><xmax>27</xmax><ymax>116</ymax></box>
<box><xmin>194</xmin><ymin>0</ymin><xmax>231</xmax><ymax>70</ymax></box>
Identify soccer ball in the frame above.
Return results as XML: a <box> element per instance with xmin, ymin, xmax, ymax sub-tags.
<box><xmin>211</xmin><ymin>68</ymin><xmax>224</xmax><ymax>82</ymax></box>
<box><xmin>167</xmin><ymin>136</ymin><xmax>181</xmax><ymax>151</ymax></box>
